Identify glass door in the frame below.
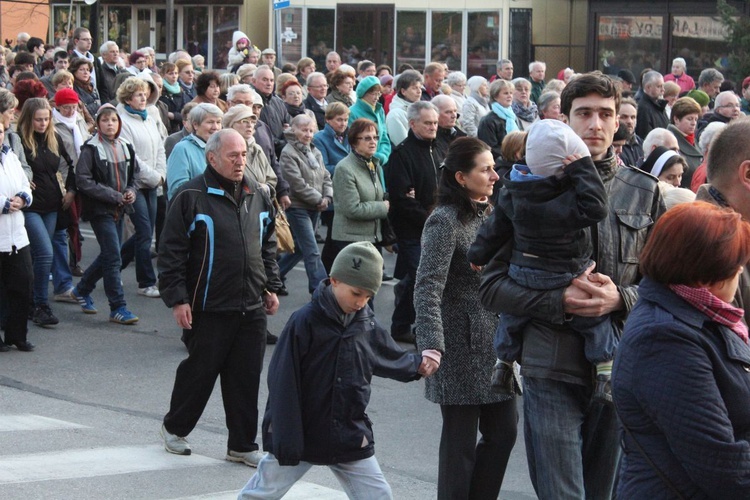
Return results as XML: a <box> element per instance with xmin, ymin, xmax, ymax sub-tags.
<box><xmin>336</xmin><ymin>4</ymin><xmax>395</xmax><ymax>67</ymax></box>
<box><xmin>137</xmin><ymin>8</ymin><xmax>170</xmax><ymax>61</ymax></box>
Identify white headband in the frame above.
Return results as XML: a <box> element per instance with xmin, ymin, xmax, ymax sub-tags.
<box><xmin>651</xmin><ymin>150</ymin><xmax>679</xmax><ymax>178</ymax></box>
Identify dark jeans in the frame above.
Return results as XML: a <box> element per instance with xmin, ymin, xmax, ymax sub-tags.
<box><xmin>154</xmin><ymin>194</ymin><xmax>167</xmax><ymax>253</ymax></box>
<box><xmin>120</xmin><ymin>188</ymin><xmax>157</xmax><ymax>288</ymax></box>
<box><xmin>438</xmin><ymin>399</ymin><xmax>518</xmax><ymax>500</ymax></box>
<box><xmin>390</xmin><ymin>238</ymin><xmax>421</xmax><ymax>336</ymax></box>
<box><xmin>278</xmin><ymin>208</ymin><xmax>327</xmax><ymax>294</ymax></box>
<box><xmin>320</xmin><ymin>210</ymin><xmax>336</xmax><ymax>274</ymax></box>
<box><xmin>0</xmin><ymin>246</ymin><xmax>32</xmax><ymax>344</ymax></box>
<box><xmin>77</xmin><ymin>214</ymin><xmax>126</xmax><ymax>311</ymax></box>
<box><xmin>164</xmin><ymin>308</ymin><xmax>267</xmax><ymax>452</ymax></box>
<box><xmin>523</xmin><ymin>376</ymin><xmax>621</xmax><ymax>499</ymax></box>
<box><xmin>496</xmin><ymin>262</ymin><xmax>616</xmax><ymax>364</ymax></box>
<box><xmin>24</xmin><ymin>210</ymin><xmax>57</xmax><ymax>306</ymax></box>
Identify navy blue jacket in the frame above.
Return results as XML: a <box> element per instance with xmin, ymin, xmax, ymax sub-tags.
<box><xmin>613</xmin><ymin>278</ymin><xmax>750</xmax><ymax>498</ymax></box>
<box><xmin>469</xmin><ymin>156</ymin><xmax>607</xmax><ymax>274</ymax></box>
<box><xmin>262</xmin><ymin>282</ymin><xmax>421</xmax><ymax>465</ymax></box>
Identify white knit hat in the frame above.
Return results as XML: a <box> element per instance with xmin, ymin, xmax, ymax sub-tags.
<box><xmin>525</xmin><ymin>119</ymin><xmax>590</xmax><ymax>178</ymax></box>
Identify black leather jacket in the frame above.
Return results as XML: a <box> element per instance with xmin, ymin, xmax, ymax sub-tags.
<box><xmin>479</xmin><ymin>150</ymin><xmax>665</xmax><ymax>385</ymax></box>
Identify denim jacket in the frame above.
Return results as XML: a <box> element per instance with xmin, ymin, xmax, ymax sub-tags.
<box><xmin>479</xmin><ymin>150</ymin><xmax>665</xmax><ymax>385</ymax></box>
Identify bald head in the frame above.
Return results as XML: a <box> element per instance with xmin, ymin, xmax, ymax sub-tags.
<box><xmin>714</xmin><ymin>91</ymin><xmax>741</xmax><ymax>120</ymax></box>
<box><xmin>431</xmin><ymin>94</ymin><xmax>458</xmax><ymax>128</ymax></box>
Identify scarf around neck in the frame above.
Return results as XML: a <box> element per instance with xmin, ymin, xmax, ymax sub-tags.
<box><xmin>294</xmin><ymin>140</ymin><xmax>320</xmax><ymax>169</ymax></box>
<box><xmin>125</xmin><ymin>104</ymin><xmax>148</xmax><ymax>121</ymax></box>
<box><xmin>670</xmin><ymin>284</ymin><xmax>748</xmax><ymax>342</ymax></box>
<box><xmin>163</xmin><ymin>79</ymin><xmax>181</xmax><ymax>95</ymax></box>
<box><xmin>470</xmin><ymin>92</ymin><xmax>489</xmax><ymax>110</ymax></box>
<box><xmin>512</xmin><ymin>100</ymin><xmax>539</xmax><ymax>123</ymax></box>
<box><xmin>491</xmin><ymin>102</ymin><xmax>519</xmax><ymax>135</ymax></box>
<box><xmin>53</xmin><ymin>108</ymin><xmax>84</xmax><ymax>156</ymax></box>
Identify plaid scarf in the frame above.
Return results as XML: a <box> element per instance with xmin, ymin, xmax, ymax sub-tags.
<box><xmin>670</xmin><ymin>284</ymin><xmax>748</xmax><ymax>343</ymax></box>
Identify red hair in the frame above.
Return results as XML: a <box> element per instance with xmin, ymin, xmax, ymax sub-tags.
<box><xmin>279</xmin><ymin>79</ymin><xmax>302</xmax><ymax>97</ymax></box>
<box><xmin>640</xmin><ymin>201</ymin><xmax>750</xmax><ymax>285</ymax></box>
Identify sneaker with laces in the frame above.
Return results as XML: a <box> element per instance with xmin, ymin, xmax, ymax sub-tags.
<box><xmin>54</xmin><ymin>288</ymin><xmax>79</xmax><ymax>303</ymax></box>
<box><xmin>71</xmin><ymin>287</ymin><xmax>97</xmax><ymax>314</ymax></box>
<box><xmin>32</xmin><ymin>304</ymin><xmax>59</xmax><ymax>326</ymax></box>
<box><xmin>160</xmin><ymin>424</ymin><xmax>191</xmax><ymax>455</ymax></box>
<box><xmin>138</xmin><ymin>286</ymin><xmax>160</xmax><ymax>298</ymax></box>
<box><xmin>109</xmin><ymin>306</ymin><xmax>138</xmax><ymax>324</ymax></box>
<box><xmin>226</xmin><ymin>449</ymin><xmax>265</xmax><ymax>467</ymax></box>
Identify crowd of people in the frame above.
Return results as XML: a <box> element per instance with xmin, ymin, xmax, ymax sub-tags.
<box><xmin>2</xmin><ymin>27</ymin><xmax>750</xmax><ymax>499</ymax></box>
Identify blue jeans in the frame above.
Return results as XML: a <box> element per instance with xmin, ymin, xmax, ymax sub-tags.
<box><xmin>51</xmin><ymin>228</ymin><xmax>74</xmax><ymax>294</ymax></box>
<box><xmin>523</xmin><ymin>376</ymin><xmax>621</xmax><ymax>500</ymax></box>
<box><xmin>120</xmin><ymin>188</ymin><xmax>157</xmax><ymax>288</ymax></box>
<box><xmin>238</xmin><ymin>453</ymin><xmax>392</xmax><ymax>499</ymax></box>
<box><xmin>496</xmin><ymin>263</ymin><xmax>616</xmax><ymax>364</ymax></box>
<box><xmin>277</xmin><ymin>208</ymin><xmax>327</xmax><ymax>293</ymax></box>
<box><xmin>390</xmin><ymin>238</ymin><xmax>421</xmax><ymax>336</ymax></box>
<box><xmin>77</xmin><ymin>214</ymin><xmax>126</xmax><ymax>311</ymax></box>
<box><xmin>24</xmin><ymin>210</ymin><xmax>57</xmax><ymax>306</ymax></box>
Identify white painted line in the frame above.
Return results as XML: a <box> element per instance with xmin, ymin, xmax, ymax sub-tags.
<box><xmin>0</xmin><ymin>445</ymin><xmax>221</xmax><ymax>484</ymax></box>
<box><xmin>0</xmin><ymin>414</ymin><xmax>88</xmax><ymax>432</ymax></box>
<box><xmin>164</xmin><ymin>481</ymin><xmax>347</xmax><ymax>500</ymax></box>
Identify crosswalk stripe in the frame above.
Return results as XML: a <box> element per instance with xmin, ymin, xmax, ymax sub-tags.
<box><xmin>0</xmin><ymin>414</ymin><xmax>88</xmax><ymax>432</ymax></box>
<box><xmin>0</xmin><ymin>445</ymin><xmax>221</xmax><ymax>484</ymax></box>
<box><xmin>162</xmin><ymin>481</ymin><xmax>348</xmax><ymax>500</ymax></box>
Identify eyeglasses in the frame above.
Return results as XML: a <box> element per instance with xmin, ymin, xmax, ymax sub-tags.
<box><xmin>310</xmin><ymin>84</ymin><xmax>329</xmax><ymax>89</ymax></box>
<box><xmin>78</xmin><ymin>38</ymin><xmax>92</xmax><ymax>42</ymax></box>
<box><xmin>357</xmin><ymin>135</ymin><xmax>378</xmax><ymax>142</ymax></box>
<box><xmin>718</xmin><ymin>103</ymin><xmax>740</xmax><ymax>109</ymax></box>
<box><xmin>238</xmin><ymin>119</ymin><xmax>256</xmax><ymax>125</ymax></box>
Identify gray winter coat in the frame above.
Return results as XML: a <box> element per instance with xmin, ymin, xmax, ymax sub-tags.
<box><xmin>279</xmin><ymin>140</ymin><xmax>332</xmax><ymax>210</ymax></box>
<box><xmin>415</xmin><ymin>203</ymin><xmax>512</xmax><ymax>405</ymax></box>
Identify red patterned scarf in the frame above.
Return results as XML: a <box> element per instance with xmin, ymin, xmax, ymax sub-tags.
<box><xmin>670</xmin><ymin>284</ymin><xmax>748</xmax><ymax>343</ymax></box>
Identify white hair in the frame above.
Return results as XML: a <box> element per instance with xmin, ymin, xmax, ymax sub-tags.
<box><xmin>698</xmin><ymin>122</ymin><xmax>727</xmax><ymax>155</ymax></box>
<box><xmin>99</xmin><ymin>41</ymin><xmax>118</xmax><ymax>55</ymax></box>
<box><xmin>445</xmin><ymin>71</ymin><xmax>467</xmax><ymax>87</ymax></box>
<box><xmin>529</xmin><ymin>61</ymin><xmax>546</xmax><ymax>72</ymax></box>
<box><xmin>643</xmin><ymin>128</ymin><xmax>675</xmax><ymax>154</ymax></box>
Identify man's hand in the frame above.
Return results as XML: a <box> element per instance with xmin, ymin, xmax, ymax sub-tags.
<box><xmin>62</xmin><ymin>191</ymin><xmax>75</xmax><ymax>210</ymax></box>
<box><xmin>263</xmin><ymin>292</ymin><xmax>279</xmax><ymax>315</ymax></box>
<box><xmin>173</xmin><ymin>303</ymin><xmax>193</xmax><ymax>329</ymax></box>
<box><xmin>317</xmin><ymin>197</ymin><xmax>329</xmax><ymax>211</ymax></box>
<box><xmin>279</xmin><ymin>195</ymin><xmax>291</xmax><ymax>210</ymax></box>
<box><xmin>122</xmin><ymin>190</ymin><xmax>136</xmax><ymax>205</ymax></box>
<box><xmin>564</xmin><ymin>267</ymin><xmax>624</xmax><ymax>317</ymax></box>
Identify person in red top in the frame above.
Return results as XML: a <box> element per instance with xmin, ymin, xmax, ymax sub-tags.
<box><xmin>664</xmin><ymin>57</ymin><xmax>695</xmax><ymax>94</ymax></box>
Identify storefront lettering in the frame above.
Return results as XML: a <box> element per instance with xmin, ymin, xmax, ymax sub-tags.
<box><xmin>672</xmin><ymin>16</ymin><xmax>729</xmax><ymax>41</ymax></box>
<box><xmin>598</xmin><ymin>16</ymin><xmax>662</xmax><ymax>40</ymax></box>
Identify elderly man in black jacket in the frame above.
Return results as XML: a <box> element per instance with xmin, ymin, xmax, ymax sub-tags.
<box><xmin>386</xmin><ymin>101</ymin><xmax>443</xmax><ymax>343</ymax></box>
<box><xmin>252</xmin><ymin>65</ymin><xmax>292</xmax><ymax>157</ymax></box>
<box><xmin>635</xmin><ymin>70</ymin><xmax>668</xmax><ymax>139</ymax></box>
<box><xmin>158</xmin><ymin>129</ymin><xmax>283</xmax><ymax>468</ymax></box>
<box><xmin>304</xmin><ymin>72</ymin><xmax>328</xmax><ymax>131</ymax></box>
<box><xmin>478</xmin><ymin>72</ymin><xmax>664</xmax><ymax>500</ymax></box>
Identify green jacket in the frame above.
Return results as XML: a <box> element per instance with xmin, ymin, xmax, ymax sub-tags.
<box><xmin>332</xmin><ymin>152</ymin><xmax>387</xmax><ymax>243</ymax></box>
<box><xmin>348</xmin><ymin>76</ymin><xmax>391</xmax><ymax>165</ymax></box>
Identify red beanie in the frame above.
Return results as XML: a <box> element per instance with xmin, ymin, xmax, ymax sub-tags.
<box><xmin>54</xmin><ymin>88</ymin><xmax>79</xmax><ymax>106</ymax></box>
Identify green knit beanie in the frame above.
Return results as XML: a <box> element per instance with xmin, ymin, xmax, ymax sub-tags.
<box><xmin>330</xmin><ymin>241</ymin><xmax>383</xmax><ymax>295</ymax></box>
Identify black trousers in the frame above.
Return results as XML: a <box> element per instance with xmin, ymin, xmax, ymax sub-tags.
<box><xmin>164</xmin><ymin>308</ymin><xmax>267</xmax><ymax>452</ymax></box>
<box><xmin>0</xmin><ymin>246</ymin><xmax>32</xmax><ymax>344</ymax></box>
<box><xmin>438</xmin><ymin>399</ymin><xmax>519</xmax><ymax>500</ymax></box>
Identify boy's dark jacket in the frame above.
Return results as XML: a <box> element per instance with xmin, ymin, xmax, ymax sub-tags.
<box><xmin>263</xmin><ymin>281</ymin><xmax>421</xmax><ymax>466</ymax></box>
<box><xmin>468</xmin><ymin>156</ymin><xmax>607</xmax><ymax>274</ymax></box>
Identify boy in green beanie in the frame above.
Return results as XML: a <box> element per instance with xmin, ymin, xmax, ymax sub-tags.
<box><xmin>238</xmin><ymin>241</ymin><xmax>439</xmax><ymax>498</ymax></box>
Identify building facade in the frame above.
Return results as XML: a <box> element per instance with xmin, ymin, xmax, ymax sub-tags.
<box><xmin>46</xmin><ymin>0</ymin><xmax>742</xmax><ymax>83</ymax></box>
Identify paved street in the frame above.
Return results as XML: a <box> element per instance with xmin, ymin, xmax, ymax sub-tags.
<box><xmin>0</xmin><ymin>224</ymin><xmax>537</xmax><ymax>499</ymax></box>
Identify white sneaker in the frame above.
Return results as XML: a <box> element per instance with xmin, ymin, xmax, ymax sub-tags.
<box><xmin>138</xmin><ymin>286</ymin><xmax>160</xmax><ymax>298</ymax></box>
<box><xmin>160</xmin><ymin>424</ymin><xmax>191</xmax><ymax>455</ymax></box>
<box><xmin>54</xmin><ymin>288</ymin><xmax>79</xmax><ymax>303</ymax></box>
<box><xmin>226</xmin><ymin>449</ymin><xmax>265</xmax><ymax>467</ymax></box>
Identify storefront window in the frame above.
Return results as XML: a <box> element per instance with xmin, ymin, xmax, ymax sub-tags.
<box><xmin>106</xmin><ymin>6</ymin><xmax>133</xmax><ymax>53</ymax></box>
<box><xmin>213</xmin><ymin>6</ymin><xmax>239</xmax><ymax>70</ymax></box>
<box><xmin>671</xmin><ymin>16</ymin><xmax>731</xmax><ymax>78</ymax></box>
<box><xmin>596</xmin><ymin>15</ymin><xmax>663</xmax><ymax>78</ymax></box>
<box><xmin>183</xmin><ymin>6</ymin><xmax>208</xmax><ymax>59</ymax></box>
<box><xmin>52</xmin><ymin>5</ymin><xmax>95</xmax><ymax>44</ymax></box>
<box><xmin>432</xmin><ymin>12</ymin><xmax>463</xmax><ymax>72</ymax></box>
<box><xmin>278</xmin><ymin>8</ymin><xmax>303</xmax><ymax>66</ymax></box>
<box><xmin>396</xmin><ymin>11</ymin><xmax>426</xmax><ymax>72</ymax></box>
<box><xmin>467</xmin><ymin>11</ymin><xmax>500</xmax><ymax>78</ymax></box>
<box><xmin>307</xmin><ymin>9</ymin><xmax>335</xmax><ymax>70</ymax></box>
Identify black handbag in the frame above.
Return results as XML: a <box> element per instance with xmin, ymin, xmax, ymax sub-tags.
<box><xmin>379</xmin><ymin>192</ymin><xmax>397</xmax><ymax>247</ymax></box>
